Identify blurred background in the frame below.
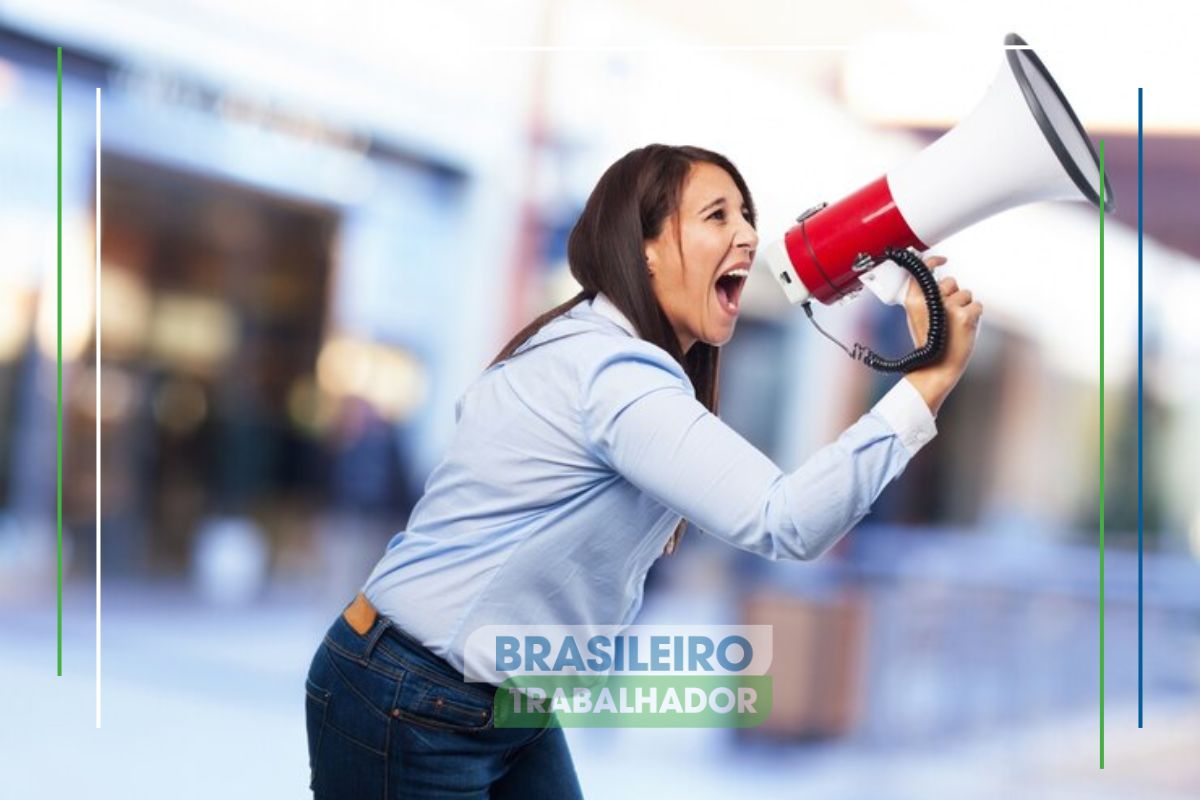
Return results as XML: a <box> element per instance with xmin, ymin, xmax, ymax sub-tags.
<box><xmin>1</xmin><ymin>1</ymin><xmax>1198</xmax><ymax>797</ymax></box>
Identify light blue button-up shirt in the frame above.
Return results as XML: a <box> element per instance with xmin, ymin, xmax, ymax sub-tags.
<box><xmin>362</xmin><ymin>293</ymin><xmax>937</xmax><ymax>674</ymax></box>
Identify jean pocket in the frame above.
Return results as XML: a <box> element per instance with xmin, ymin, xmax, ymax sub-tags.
<box><xmin>319</xmin><ymin>645</ymin><xmax>402</xmax><ymax>751</ymax></box>
<box><xmin>395</xmin><ymin>669</ymin><xmax>494</xmax><ymax>733</ymax></box>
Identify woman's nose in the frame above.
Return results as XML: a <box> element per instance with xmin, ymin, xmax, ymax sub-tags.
<box><xmin>736</xmin><ymin>221</ymin><xmax>759</xmax><ymax>252</ymax></box>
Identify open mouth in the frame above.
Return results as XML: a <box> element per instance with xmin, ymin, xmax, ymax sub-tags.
<box><xmin>715</xmin><ymin>267</ymin><xmax>750</xmax><ymax>316</ymax></box>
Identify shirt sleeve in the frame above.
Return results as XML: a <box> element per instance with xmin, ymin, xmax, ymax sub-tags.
<box><xmin>581</xmin><ymin>348</ymin><xmax>937</xmax><ymax>561</ymax></box>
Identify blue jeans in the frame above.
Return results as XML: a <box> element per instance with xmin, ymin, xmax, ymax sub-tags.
<box><xmin>304</xmin><ymin>610</ymin><xmax>584</xmax><ymax>799</ymax></box>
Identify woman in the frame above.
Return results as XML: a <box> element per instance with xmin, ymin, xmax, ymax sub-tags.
<box><xmin>304</xmin><ymin>144</ymin><xmax>982</xmax><ymax>798</ymax></box>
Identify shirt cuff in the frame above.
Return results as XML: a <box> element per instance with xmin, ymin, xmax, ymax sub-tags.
<box><xmin>872</xmin><ymin>377</ymin><xmax>938</xmax><ymax>457</ymax></box>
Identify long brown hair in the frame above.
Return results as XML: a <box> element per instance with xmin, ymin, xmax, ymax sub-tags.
<box><xmin>490</xmin><ymin>144</ymin><xmax>757</xmax><ymax>554</ymax></box>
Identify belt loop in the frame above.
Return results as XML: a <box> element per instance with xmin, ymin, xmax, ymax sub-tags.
<box><xmin>362</xmin><ymin>614</ymin><xmax>390</xmax><ymax>660</ymax></box>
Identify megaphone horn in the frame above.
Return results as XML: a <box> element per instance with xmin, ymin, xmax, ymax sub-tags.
<box><xmin>759</xmin><ymin>32</ymin><xmax>1115</xmax><ymax>373</ymax></box>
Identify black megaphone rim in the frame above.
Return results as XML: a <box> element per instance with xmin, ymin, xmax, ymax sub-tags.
<box><xmin>1004</xmin><ymin>32</ymin><xmax>1116</xmax><ymax>212</ymax></box>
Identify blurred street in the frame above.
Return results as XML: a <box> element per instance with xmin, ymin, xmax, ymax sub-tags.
<box><xmin>1</xmin><ymin>2</ymin><xmax>1198</xmax><ymax>797</ymax></box>
<box><xmin>4</xmin><ymin>563</ymin><xmax>1195</xmax><ymax>800</ymax></box>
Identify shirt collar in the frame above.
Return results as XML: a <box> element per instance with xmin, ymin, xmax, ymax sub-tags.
<box><xmin>591</xmin><ymin>292</ymin><xmax>639</xmax><ymax>338</ymax></box>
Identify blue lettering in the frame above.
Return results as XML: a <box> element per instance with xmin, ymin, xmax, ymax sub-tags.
<box><xmin>689</xmin><ymin>636</ymin><xmax>715</xmax><ymax>670</ymax></box>
<box><xmin>586</xmin><ymin>636</ymin><xmax>612</xmax><ymax>671</ymax></box>
<box><xmin>716</xmin><ymin>635</ymin><xmax>752</xmax><ymax>671</ymax></box>
<box><xmin>627</xmin><ymin>635</ymin><xmax>649</xmax><ymax>671</ymax></box>
<box><xmin>495</xmin><ymin>636</ymin><xmax>520</xmax><ymax>671</ymax></box>
<box><xmin>553</xmin><ymin>636</ymin><xmax>585</xmax><ymax>671</ymax></box>
<box><xmin>527</xmin><ymin>636</ymin><xmax>551</xmax><ymax>671</ymax></box>
<box><xmin>650</xmin><ymin>636</ymin><xmax>671</xmax><ymax>671</ymax></box>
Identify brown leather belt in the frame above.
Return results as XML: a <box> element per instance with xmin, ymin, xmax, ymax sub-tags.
<box><xmin>343</xmin><ymin>592</ymin><xmax>379</xmax><ymax>636</ymax></box>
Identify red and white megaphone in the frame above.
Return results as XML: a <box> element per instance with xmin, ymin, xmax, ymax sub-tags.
<box><xmin>758</xmin><ymin>33</ymin><xmax>1116</xmax><ymax>372</ymax></box>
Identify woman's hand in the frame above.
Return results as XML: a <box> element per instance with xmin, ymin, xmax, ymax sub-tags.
<box><xmin>902</xmin><ymin>255</ymin><xmax>947</xmax><ymax>348</ymax></box>
<box><xmin>901</xmin><ymin>255</ymin><xmax>983</xmax><ymax>416</ymax></box>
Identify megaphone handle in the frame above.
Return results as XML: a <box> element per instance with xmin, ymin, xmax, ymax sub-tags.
<box><xmin>855</xmin><ymin>248</ymin><xmax>948</xmax><ymax>373</ymax></box>
<box><xmin>802</xmin><ymin>248</ymin><xmax>947</xmax><ymax>374</ymax></box>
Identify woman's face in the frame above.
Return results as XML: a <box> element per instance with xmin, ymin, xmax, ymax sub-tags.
<box><xmin>645</xmin><ymin>162</ymin><xmax>758</xmax><ymax>352</ymax></box>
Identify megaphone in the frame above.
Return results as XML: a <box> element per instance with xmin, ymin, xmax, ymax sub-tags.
<box><xmin>758</xmin><ymin>33</ymin><xmax>1115</xmax><ymax>372</ymax></box>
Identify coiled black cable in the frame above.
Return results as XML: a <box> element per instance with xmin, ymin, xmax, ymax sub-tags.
<box><xmin>802</xmin><ymin>247</ymin><xmax>947</xmax><ymax>373</ymax></box>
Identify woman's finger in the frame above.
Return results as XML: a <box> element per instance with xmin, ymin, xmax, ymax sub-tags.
<box><xmin>938</xmin><ymin>277</ymin><xmax>958</xmax><ymax>297</ymax></box>
<box><xmin>924</xmin><ymin>255</ymin><xmax>948</xmax><ymax>269</ymax></box>
<box><xmin>952</xmin><ymin>300</ymin><xmax>983</xmax><ymax>324</ymax></box>
<box><xmin>946</xmin><ymin>293</ymin><xmax>976</xmax><ymax>311</ymax></box>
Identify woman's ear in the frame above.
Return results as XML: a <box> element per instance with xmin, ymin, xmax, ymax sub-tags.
<box><xmin>643</xmin><ymin>245</ymin><xmax>657</xmax><ymax>278</ymax></box>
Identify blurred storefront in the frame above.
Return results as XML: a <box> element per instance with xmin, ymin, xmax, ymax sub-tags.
<box><xmin>4</xmin><ymin>3</ymin><xmax>1199</xmax><ymax>591</ymax></box>
<box><xmin>0</xmin><ymin>23</ymin><xmax>491</xmax><ymax>590</ymax></box>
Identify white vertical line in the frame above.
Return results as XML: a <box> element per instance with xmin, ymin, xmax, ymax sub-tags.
<box><xmin>95</xmin><ymin>86</ymin><xmax>102</xmax><ymax>730</ymax></box>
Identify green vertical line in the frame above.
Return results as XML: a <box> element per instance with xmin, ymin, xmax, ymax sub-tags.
<box><xmin>56</xmin><ymin>47</ymin><xmax>63</xmax><ymax>678</ymax></box>
<box><xmin>1099</xmin><ymin>139</ymin><xmax>1106</xmax><ymax>769</ymax></box>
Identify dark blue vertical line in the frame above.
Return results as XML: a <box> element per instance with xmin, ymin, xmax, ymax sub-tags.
<box><xmin>1137</xmin><ymin>87</ymin><xmax>1144</xmax><ymax>729</ymax></box>
<box><xmin>56</xmin><ymin>46</ymin><xmax>63</xmax><ymax>678</ymax></box>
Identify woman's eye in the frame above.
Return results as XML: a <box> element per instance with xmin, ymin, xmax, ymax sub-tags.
<box><xmin>708</xmin><ymin>209</ymin><xmax>726</xmax><ymax>221</ymax></box>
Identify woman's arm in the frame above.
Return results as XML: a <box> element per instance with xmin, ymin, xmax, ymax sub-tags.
<box><xmin>580</xmin><ymin>261</ymin><xmax>982</xmax><ymax>561</ymax></box>
<box><xmin>581</xmin><ymin>351</ymin><xmax>936</xmax><ymax>561</ymax></box>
